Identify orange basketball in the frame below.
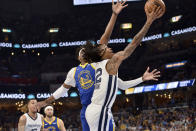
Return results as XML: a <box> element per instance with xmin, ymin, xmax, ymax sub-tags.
<box><xmin>144</xmin><ymin>0</ymin><xmax>166</xmax><ymax>18</ymax></box>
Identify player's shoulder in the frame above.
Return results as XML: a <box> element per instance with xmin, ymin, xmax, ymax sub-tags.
<box><xmin>70</xmin><ymin>67</ymin><xmax>77</xmax><ymax>71</ymax></box>
<box><xmin>57</xmin><ymin>117</ymin><xmax>63</xmax><ymax>123</ymax></box>
<box><xmin>19</xmin><ymin>114</ymin><xmax>27</xmax><ymax>121</ymax></box>
<box><xmin>67</xmin><ymin>67</ymin><xmax>77</xmax><ymax>75</ymax></box>
<box><xmin>38</xmin><ymin>113</ymin><xmax>44</xmax><ymax>117</ymax></box>
<box><xmin>91</xmin><ymin>59</ymin><xmax>109</xmax><ymax>67</ymax></box>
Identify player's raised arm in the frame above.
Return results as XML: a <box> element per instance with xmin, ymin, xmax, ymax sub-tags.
<box><xmin>37</xmin><ymin>68</ymin><xmax>76</xmax><ymax>111</ymax></box>
<box><xmin>99</xmin><ymin>0</ymin><xmax>128</xmax><ymax>45</ymax></box>
<box><xmin>118</xmin><ymin>67</ymin><xmax>160</xmax><ymax>90</ymax></box>
<box><xmin>106</xmin><ymin>6</ymin><xmax>163</xmax><ymax>75</ymax></box>
<box><xmin>18</xmin><ymin>115</ymin><xmax>26</xmax><ymax>131</ymax></box>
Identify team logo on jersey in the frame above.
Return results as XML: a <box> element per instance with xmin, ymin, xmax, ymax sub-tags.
<box><xmin>46</xmin><ymin>126</ymin><xmax>56</xmax><ymax>131</ymax></box>
<box><xmin>78</xmin><ymin>70</ymin><xmax>94</xmax><ymax>89</ymax></box>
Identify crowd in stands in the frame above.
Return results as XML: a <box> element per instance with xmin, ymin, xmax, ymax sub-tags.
<box><xmin>0</xmin><ymin>101</ymin><xmax>195</xmax><ymax>130</ymax></box>
<box><xmin>115</xmin><ymin>107</ymin><xmax>196</xmax><ymax>131</ymax></box>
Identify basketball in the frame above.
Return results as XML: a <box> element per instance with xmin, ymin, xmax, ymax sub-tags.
<box><xmin>145</xmin><ymin>0</ymin><xmax>166</xmax><ymax>18</ymax></box>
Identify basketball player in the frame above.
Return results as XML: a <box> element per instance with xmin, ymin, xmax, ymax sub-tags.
<box><xmin>18</xmin><ymin>99</ymin><xmax>44</xmax><ymax>131</ymax></box>
<box><xmin>37</xmin><ymin>2</ymin><xmax>160</xmax><ymax>131</ymax></box>
<box><xmin>37</xmin><ymin>49</ymin><xmax>160</xmax><ymax>131</ymax></box>
<box><xmin>81</xmin><ymin>5</ymin><xmax>164</xmax><ymax>131</ymax></box>
<box><xmin>37</xmin><ymin>0</ymin><xmax>130</xmax><ymax>130</ymax></box>
<box><xmin>43</xmin><ymin>105</ymin><xmax>66</xmax><ymax>131</ymax></box>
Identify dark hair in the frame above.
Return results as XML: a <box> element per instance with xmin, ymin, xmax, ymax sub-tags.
<box><xmin>27</xmin><ymin>98</ymin><xmax>37</xmax><ymax>105</ymax></box>
<box><xmin>82</xmin><ymin>41</ymin><xmax>102</xmax><ymax>63</ymax></box>
<box><xmin>75</xmin><ymin>46</ymin><xmax>82</xmax><ymax>60</ymax></box>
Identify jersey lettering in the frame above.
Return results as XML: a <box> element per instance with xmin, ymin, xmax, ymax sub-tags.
<box><xmin>96</xmin><ymin>68</ymin><xmax>102</xmax><ymax>83</ymax></box>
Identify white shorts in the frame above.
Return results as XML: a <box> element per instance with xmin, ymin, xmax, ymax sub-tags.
<box><xmin>85</xmin><ymin>103</ymin><xmax>115</xmax><ymax>131</ymax></box>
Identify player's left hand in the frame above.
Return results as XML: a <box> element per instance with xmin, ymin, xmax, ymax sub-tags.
<box><xmin>112</xmin><ymin>0</ymin><xmax>128</xmax><ymax>15</ymax></box>
<box><xmin>142</xmin><ymin>67</ymin><xmax>160</xmax><ymax>81</ymax></box>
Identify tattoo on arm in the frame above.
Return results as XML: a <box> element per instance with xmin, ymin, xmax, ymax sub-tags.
<box><xmin>106</xmin><ymin>20</ymin><xmax>153</xmax><ymax>75</ymax></box>
<box><xmin>99</xmin><ymin>13</ymin><xmax>117</xmax><ymax>45</ymax></box>
<box><xmin>123</xmin><ymin>20</ymin><xmax>152</xmax><ymax>58</ymax></box>
<box><xmin>45</xmin><ymin>96</ymin><xmax>55</xmax><ymax>105</ymax></box>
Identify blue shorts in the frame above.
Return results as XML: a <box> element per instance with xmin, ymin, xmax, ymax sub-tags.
<box><xmin>80</xmin><ymin>106</ymin><xmax>90</xmax><ymax>131</ymax></box>
<box><xmin>109</xmin><ymin>118</ymin><xmax>115</xmax><ymax>131</ymax></box>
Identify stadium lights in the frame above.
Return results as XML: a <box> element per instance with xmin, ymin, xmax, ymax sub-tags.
<box><xmin>170</xmin><ymin>15</ymin><xmax>182</xmax><ymax>23</ymax></box>
<box><xmin>2</xmin><ymin>28</ymin><xmax>12</xmax><ymax>33</ymax></box>
<box><xmin>121</xmin><ymin>23</ymin><xmax>132</xmax><ymax>29</ymax></box>
<box><xmin>126</xmin><ymin>98</ymin><xmax>129</xmax><ymax>102</ymax></box>
<box><xmin>165</xmin><ymin>60</ymin><xmax>187</xmax><ymax>69</ymax></box>
<box><xmin>49</xmin><ymin>28</ymin><xmax>59</xmax><ymax>33</ymax></box>
<box><xmin>11</xmin><ymin>52</ymin><xmax>14</xmax><ymax>56</ymax></box>
<box><xmin>22</xmin><ymin>50</ymin><xmax>26</xmax><ymax>53</ymax></box>
<box><xmin>37</xmin><ymin>52</ymin><xmax>40</xmax><ymax>56</ymax></box>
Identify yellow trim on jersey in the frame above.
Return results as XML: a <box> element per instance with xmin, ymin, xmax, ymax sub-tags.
<box><xmin>73</xmin><ymin>67</ymin><xmax>77</xmax><ymax>78</ymax></box>
<box><xmin>57</xmin><ymin>118</ymin><xmax>60</xmax><ymax>128</ymax></box>
<box><xmin>113</xmin><ymin>124</ymin><xmax>115</xmax><ymax>131</ymax></box>
<box><xmin>90</xmin><ymin>64</ymin><xmax>95</xmax><ymax>69</ymax></box>
<box><xmin>79</xmin><ymin>63</ymin><xmax>88</xmax><ymax>68</ymax></box>
<box><xmin>42</xmin><ymin>120</ymin><xmax>45</xmax><ymax>128</ymax></box>
<box><xmin>44</xmin><ymin>116</ymin><xmax>55</xmax><ymax>125</ymax></box>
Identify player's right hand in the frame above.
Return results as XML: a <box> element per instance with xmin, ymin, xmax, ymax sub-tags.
<box><xmin>146</xmin><ymin>6</ymin><xmax>163</xmax><ymax>22</ymax></box>
<box><xmin>37</xmin><ymin>101</ymin><xmax>47</xmax><ymax>112</ymax></box>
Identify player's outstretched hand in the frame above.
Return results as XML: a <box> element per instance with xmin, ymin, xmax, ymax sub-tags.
<box><xmin>146</xmin><ymin>6</ymin><xmax>164</xmax><ymax>22</ymax></box>
<box><xmin>112</xmin><ymin>0</ymin><xmax>128</xmax><ymax>15</ymax></box>
<box><xmin>37</xmin><ymin>101</ymin><xmax>47</xmax><ymax>112</ymax></box>
<box><xmin>142</xmin><ymin>67</ymin><xmax>161</xmax><ymax>81</ymax></box>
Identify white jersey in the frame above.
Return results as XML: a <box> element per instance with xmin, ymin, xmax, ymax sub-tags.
<box><xmin>91</xmin><ymin>59</ymin><xmax>118</xmax><ymax>108</ymax></box>
<box><xmin>24</xmin><ymin>113</ymin><xmax>42</xmax><ymax>131</ymax></box>
<box><xmin>86</xmin><ymin>59</ymin><xmax>118</xmax><ymax>131</ymax></box>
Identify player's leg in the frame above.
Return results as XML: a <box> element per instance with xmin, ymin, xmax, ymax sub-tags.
<box><xmin>80</xmin><ymin>106</ymin><xmax>90</xmax><ymax>131</ymax></box>
<box><xmin>102</xmin><ymin>111</ymin><xmax>114</xmax><ymax>131</ymax></box>
<box><xmin>109</xmin><ymin>118</ymin><xmax>115</xmax><ymax>131</ymax></box>
<box><xmin>86</xmin><ymin>104</ymin><xmax>102</xmax><ymax>131</ymax></box>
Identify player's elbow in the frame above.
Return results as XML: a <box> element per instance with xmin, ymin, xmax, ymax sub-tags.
<box><xmin>63</xmin><ymin>83</ymin><xmax>71</xmax><ymax>89</ymax></box>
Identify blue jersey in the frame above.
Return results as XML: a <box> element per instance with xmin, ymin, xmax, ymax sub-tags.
<box><xmin>43</xmin><ymin>117</ymin><xmax>60</xmax><ymax>131</ymax></box>
<box><xmin>74</xmin><ymin>63</ymin><xmax>95</xmax><ymax>106</ymax></box>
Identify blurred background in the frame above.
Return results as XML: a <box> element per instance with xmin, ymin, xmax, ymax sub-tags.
<box><xmin>0</xmin><ymin>0</ymin><xmax>196</xmax><ymax>130</ymax></box>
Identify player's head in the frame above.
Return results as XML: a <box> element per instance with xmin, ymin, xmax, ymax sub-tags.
<box><xmin>76</xmin><ymin>47</ymin><xmax>86</xmax><ymax>63</ymax></box>
<box><xmin>79</xmin><ymin>41</ymin><xmax>102</xmax><ymax>63</ymax></box>
<box><xmin>44</xmin><ymin>105</ymin><xmax>54</xmax><ymax>118</ymax></box>
<box><xmin>97</xmin><ymin>44</ymin><xmax>114</xmax><ymax>60</ymax></box>
<box><xmin>27</xmin><ymin>99</ymin><xmax>37</xmax><ymax>113</ymax></box>
<box><xmin>82</xmin><ymin>42</ymin><xmax>114</xmax><ymax>62</ymax></box>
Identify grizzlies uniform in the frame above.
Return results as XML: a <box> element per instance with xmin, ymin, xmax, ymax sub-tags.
<box><xmin>86</xmin><ymin>60</ymin><xmax>117</xmax><ymax>131</ymax></box>
<box><xmin>43</xmin><ymin>117</ymin><xmax>60</xmax><ymax>131</ymax></box>
<box><xmin>24</xmin><ymin>113</ymin><xmax>42</xmax><ymax>131</ymax></box>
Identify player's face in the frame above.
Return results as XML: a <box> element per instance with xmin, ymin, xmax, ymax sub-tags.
<box><xmin>45</xmin><ymin>108</ymin><xmax>54</xmax><ymax>118</ymax></box>
<box><xmin>28</xmin><ymin>99</ymin><xmax>37</xmax><ymax>113</ymax></box>
<box><xmin>78</xmin><ymin>54</ymin><xmax>84</xmax><ymax>63</ymax></box>
<box><xmin>99</xmin><ymin>44</ymin><xmax>114</xmax><ymax>59</ymax></box>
